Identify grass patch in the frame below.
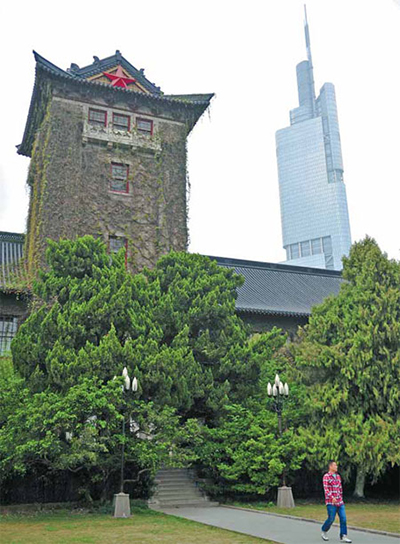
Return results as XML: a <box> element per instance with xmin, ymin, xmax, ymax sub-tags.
<box><xmin>0</xmin><ymin>505</ymin><xmax>274</xmax><ymax>544</ymax></box>
<box><xmin>230</xmin><ymin>500</ymin><xmax>400</xmax><ymax>534</ymax></box>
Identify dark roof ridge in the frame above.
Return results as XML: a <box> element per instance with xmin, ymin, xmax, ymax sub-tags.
<box><xmin>0</xmin><ymin>231</ymin><xmax>25</xmax><ymax>241</ymax></box>
<box><xmin>207</xmin><ymin>254</ymin><xmax>342</xmax><ymax>277</ymax></box>
<box><xmin>165</xmin><ymin>93</ymin><xmax>215</xmax><ymax>101</ymax></box>
<box><xmin>237</xmin><ymin>307</ymin><xmax>310</xmax><ymax>317</ymax></box>
<box><xmin>34</xmin><ymin>53</ymin><xmax>213</xmax><ymax>106</ymax></box>
<box><xmin>33</xmin><ymin>50</ymin><xmax>74</xmax><ymax>78</ymax></box>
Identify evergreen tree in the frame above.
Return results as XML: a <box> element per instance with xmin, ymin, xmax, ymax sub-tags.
<box><xmin>0</xmin><ymin>374</ymin><xmax>181</xmax><ymax>501</ymax></box>
<box><xmin>176</xmin><ymin>330</ymin><xmax>308</xmax><ymax>496</ymax></box>
<box><xmin>3</xmin><ymin>236</ymin><xmax>281</xmax><ymax>497</ymax></box>
<box><xmin>295</xmin><ymin>237</ymin><xmax>400</xmax><ymax>497</ymax></box>
<box><xmin>12</xmin><ymin>237</ymin><xmax>257</xmax><ymax>419</ymax></box>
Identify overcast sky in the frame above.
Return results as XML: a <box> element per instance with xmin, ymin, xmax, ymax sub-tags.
<box><xmin>0</xmin><ymin>0</ymin><xmax>399</xmax><ymax>264</ymax></box>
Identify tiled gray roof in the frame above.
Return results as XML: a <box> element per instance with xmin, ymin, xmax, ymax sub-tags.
<box><xmin>210</xmin><ymin>256</ymin><xmax>343</xmax><ymax>317</ymax></box>
<box><xmin>0</xmin><ymin>232</ymin><xmax>26</xmax><ymax>292</ymax></box>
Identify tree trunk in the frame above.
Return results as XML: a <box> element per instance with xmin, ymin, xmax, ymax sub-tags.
<box><xmin>353</xmin><ymin>466</ymin><xmax>366</xmax><ymax>498</ymax></box>
<box><xmin>100</xmin><ymin>471</ymin><xmax>111</xmax><ymax>504</ymax></box>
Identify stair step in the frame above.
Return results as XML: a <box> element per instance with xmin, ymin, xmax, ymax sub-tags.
<box><xmin>154</xmin><ymin>487</ymin><xmax>204</xmax><ymax>495</ymax></box>
<box><xmin>155</xmin><ymin>491</ymin><xmax>203</xmax><ymax>499</ymax></box>
<box><xmin>157</xmin><ymin>472</ymin><xmax>193</xmax><ymax>476</ymax></box>
<box><xmin>156</xmin><ymin>475</ymin><xmax>193</xmax><ymax>480</ymax></box>
<box><xmin>151</xmin><ymin>502</ymin><xmax>219</xmax><ymax>510</ymax></box>
<box><xmin>158</xmin><ymin>468</ymin><xmax>190</xmax><ymax>474</ymax></box>
<box><xmin>151</xmin><ymin>468</ymin><xmax>212</xmax><ymax>508</ymax></box>
<box><xmin>156</xmin><ymin>477</ymin><xmax>194</xmax><ymax>485</ymax></box>
<box><xmin>157</xmin><ymin>470</ymin><xmax>192</xmax><ymax>475</ymax></box>
<box><xmin>155</xmin><ymin>483</ymin><xmax>200</xmax><ymax>490</ymax></box>
<box><xmin>154</xmin><ymin>498</ymin><xmax>210</xmax><ymax>506</ymax></box>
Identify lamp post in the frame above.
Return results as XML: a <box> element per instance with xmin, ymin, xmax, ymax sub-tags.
<box><xmin>267</xmin><ymin>373</ymin><xmax>295</xmax><ymax>508</ymax></box>
<box><xmin>114</xmin><ymin>367</ymin><xmax>138</xmax><ymax>518</ymax></box>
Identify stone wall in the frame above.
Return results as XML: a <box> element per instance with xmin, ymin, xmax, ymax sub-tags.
<box><xmin>25</xmin><ymin>93</ymin><xmax>189</xmax><ymax>275</ymax></box>
<box><xmin>0</xmin><ymin>293</ymin><xmax>29</xmax><ymax>352</ymax></box>
<box><xmin>239</xmin><ymin>312</ymin><xmax>308</xmax><ymax>338</ymax></box>
<box><xmin>0</xmin><ymin>293</ymin><xmax>28</xmax><ymax>319</ymax></box>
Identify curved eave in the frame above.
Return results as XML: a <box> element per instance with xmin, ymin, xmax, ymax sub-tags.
<box><xmin>236</xmin><ymin>307</ymin><xmax>310</xmax><ymax>318</ymax></box>
<box><xmin>0</xmin><ymin>285</ymin><xmax>31</xmax><ymax>296</ymax></box>
<box><xmin>18</xmin><ymin>63</ymin><xmax>214</xmax><ymax>157</ymax></box>
<box><xmin>17</xmin><ymin>68</ymin><xmax>43</xmax><ymax>157</ymax></box>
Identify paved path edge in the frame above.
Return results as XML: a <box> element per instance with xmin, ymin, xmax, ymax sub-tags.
<box><xmin>222</xmin><ymin>505</ymin><xmax>400</xmax><ymax>539</ymax></box>
<box><xmin>158</xmin><ymin>508</ymin><xmax>277</xmax><ymax>542</ymax></box>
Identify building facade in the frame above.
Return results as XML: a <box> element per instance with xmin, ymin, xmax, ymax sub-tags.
<box><xmin>276</xmin><ymin>9</ymin><xmax>351</xmax><ymax>271</ymax></box>
<box><xmin>0</xmin><ymin>46</ymin><xmax>347</xmax><ymax>352</ymax></box>
<box><xmin>18</xmin><ymin>51</ymin><xmax>213</xmax><ymax>276</ymax></box>
<box><xmin>0</xmin><ymin>232</ymin><xmax>28</xmax><ymax>354</ymax></box>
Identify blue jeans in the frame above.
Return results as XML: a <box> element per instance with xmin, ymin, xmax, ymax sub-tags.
<box><xmin>321</xmin><ymin>504</ymin><xmax>347</xmax><ymax>537</ymax></box>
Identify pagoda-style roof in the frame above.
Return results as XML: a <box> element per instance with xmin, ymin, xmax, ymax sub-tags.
<box><xmin>211</xmin><ymin>256</ymin><xmax>343</xmax><ymax>317</ymax></box>
<box><xmin>18</xmin><ymin>51</ymin><xmax>214</xmax><ymax>157</ymax></box>
<box><xmin>66</xmin><ymin>50</ymin><xmax>163</xmax><ymax>95</ymax></box>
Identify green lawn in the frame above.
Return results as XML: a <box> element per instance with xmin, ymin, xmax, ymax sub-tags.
<box><xmin>230</xmin><ymin>500</ymin><xmax>400</xmax><ymax>534</ymax></box>
<box><xmin>0</xmin><ymin>507</ymin><xmax>273</xmax><ymax>544</ymax></box>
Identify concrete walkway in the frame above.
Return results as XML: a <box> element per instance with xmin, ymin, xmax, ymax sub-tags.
<box><xmin>160</xmin><ymin>505</ymin><xmax>400</xmax><ymax>544</ymax></box>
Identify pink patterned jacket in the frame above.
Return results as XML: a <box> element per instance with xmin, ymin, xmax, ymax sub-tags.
<box><xmin>323</xmin><ymin>472</ymin><xmax>344</xmax><ymax>506</ymax></box>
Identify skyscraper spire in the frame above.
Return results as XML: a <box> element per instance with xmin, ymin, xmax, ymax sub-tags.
<box><xmin>303</xmin><ymin>4</ymin><xmax>316</xmax><ymax>114</ymax></box>
<box><xmin>275</xmin><ymin>6</ymin><xmax>352</xmax><ymax>271</ymax></box>
<box><xmin>304</xmin><ymin>6</ymin><xmax>312</xmax><ymax>65</ymax></box>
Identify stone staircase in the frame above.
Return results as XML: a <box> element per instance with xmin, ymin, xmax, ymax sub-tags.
<box><xmin>149</xmin><ymin>468</ymin><xmax>217</xmax><ymax>509</ymax></box>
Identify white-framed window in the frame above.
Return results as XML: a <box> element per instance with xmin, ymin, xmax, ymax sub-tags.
<box><xmin>0</xmin><ymin>316</ymin><xmax>18</xmax><ymax>354</ymax></box>
<box><xmin>109</xmin><ymin>236</ymin><xmax>128</xmax><ymax>268</ymax></box>
<box><xmin>311</xmin><ymin>238</ymin><xmax>322</xmax><ymax>255</ymax></box>
<box><xmin>110</xmin><ymin>163</ymin><xmax>129</xmax><ymax>193</ymax></box>
<box><xmin>300</xmin><ymin>240</ymin><xmax>311</xmax><ymax>257</ymax></box>
<box><xmin>88</xmin><ymin>108</ymin><xmax>107</xmax><ymax>126</ymax></box>
<box><xmin>113</xmin><ymin>113</ymin><xmax>130</xmax><ymax>131</ymax></box>
<box><xmin>290</xmin><ymin>243</ymin><xmax>300</xmax><ymax>259</ymax></box>
<box><xmin>322</xmin><ymin>236</ymin><xmax>332</xmax><ymax>254</ymax></box>
<box><xmin>136</xmin><ymin>118</ymin><xmax>153</xmax><ymax>136</ymax></box>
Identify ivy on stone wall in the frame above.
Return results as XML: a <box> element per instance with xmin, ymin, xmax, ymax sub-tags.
<box><xmin>25</xmin><ymin>97</ymin><xmax>191</xmax><ymax>278</ymax></box>
<box><xmin>25</xmin><ymin>102</ymin><xmax>53</xmax><ymax>281</ymax></box>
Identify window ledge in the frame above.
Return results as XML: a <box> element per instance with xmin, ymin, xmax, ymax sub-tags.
<box><xmin>109</xmin><ymin>190</ymin><xmax>132</xmax><ymax>196</ymax></box>
<box><xmin>83</xmin><ymin>122</ymin><xmax>161</xmax><ymax>152</ymax></box>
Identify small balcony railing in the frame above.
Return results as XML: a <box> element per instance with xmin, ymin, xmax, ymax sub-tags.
<box><xmin>83</xmin><ymin>121</ymin><xmax>161</xmax><ymax>152</ymax></box>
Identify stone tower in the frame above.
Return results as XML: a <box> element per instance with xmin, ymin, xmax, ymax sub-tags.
<box><xmin>18</xmin><ymin>51</ymin><xmax>213</xmax><ymax>274</ymax></box>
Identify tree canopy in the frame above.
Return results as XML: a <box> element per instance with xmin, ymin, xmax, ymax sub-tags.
<box><xmin>295</xmin><ymin>237</ymin><xmax>400</xmax><ymax>496</ymax></box>
<box><xmin>12</xmin><ymin>236</ymin><xmax>261</xmax><ymax>419</ymax></box>
<box><xmin>3</xmin><ymin>236</ymin><xmax>286</xmax><ymax>500</ymax></box>
<box><xmin>4</xmin><ymin>235</ymin><xmax>398</xmax><ymax>502</ymax></box>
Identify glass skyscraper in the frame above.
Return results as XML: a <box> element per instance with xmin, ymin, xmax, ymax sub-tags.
<box><xmin>276</xmin><ymin>9</ymin><xmax>351</xmax><ymax>271</ymax></box>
